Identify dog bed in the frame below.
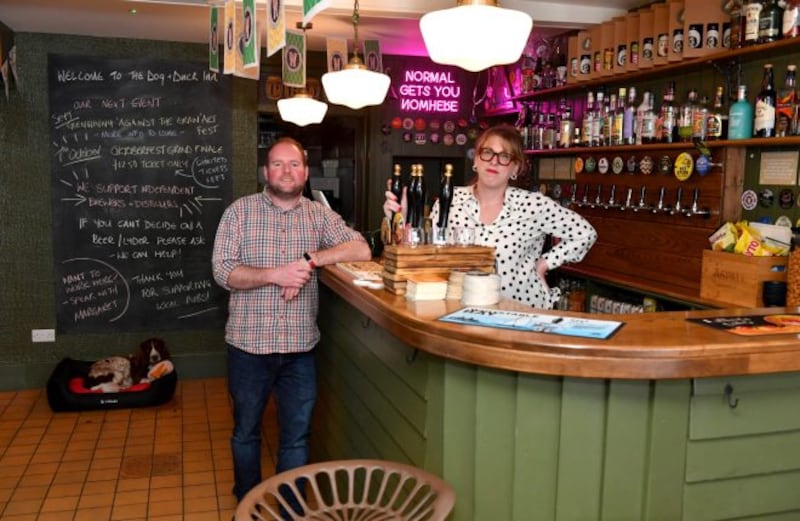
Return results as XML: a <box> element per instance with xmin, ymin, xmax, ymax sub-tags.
<box><xmin>46</xmin><ymin>357</ymin><xmax>177</xmax><ymax>412</ymax></box>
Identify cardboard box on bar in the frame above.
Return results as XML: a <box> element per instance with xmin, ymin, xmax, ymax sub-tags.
<box><xmin>700</xmin><ymin>250</ymin><xmax>788</xmax><ymax>307</ymax></box>
<box><xmin>577</xmin><ymin>30</ymin><xmax>592</xmax><ymax>82</ymax></box>
<box><xmin>652</xmin><ymin>3</ymin><xmax>670</xmax><ymax>66</ymax></box>
<box><xmin>567</xmin><ymin>35</ymin><xmax>579</xmax><ymax>85</ymax></box>
<box><xmin>613</xmin><ymin>16</ymin><xmax>627</xmax><ymax>75</ymax></box>
<box><xmin>668</xmin><ymin>0</ymin><xmax>684</xmax><ymax>63</ymax></box>
<box><xmin>600</xmin><ymin>20</ymin><xmax>615</xmax><ymax>77</ymax></box>
<box><xmin>638</xmin><ymin>7</ymin><xmax>655</xmax><ymax>69</ymax></box>
<box><xmin>626</xmin><ymin>12</ymin><xmax>640</xmax><ymax>72</ymax></box>
<box><xmin>590</xmin><ymin>24</ymin><xmax>603</xmax><ymax>80</ymax></box>
<box><xmin>683</xmin><ymin>0</ymin><xmax>726</xmax><ymax>57</ymax></box>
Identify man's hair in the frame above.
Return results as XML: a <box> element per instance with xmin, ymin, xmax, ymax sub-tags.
<box><xmin>268</xmin><ymin>137</ymin><xmax>307</xmax><ymax>167</ymax></box>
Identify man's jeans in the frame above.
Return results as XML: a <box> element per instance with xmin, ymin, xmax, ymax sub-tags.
<box><xmin>227</xmin><ymin>344</ymin><xmax>317</xmax><ymax>502</ymax></box>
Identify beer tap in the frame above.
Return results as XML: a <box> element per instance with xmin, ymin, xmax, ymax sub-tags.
<box><xmin>633</xmin><ymin>186</ymin><xmax>649</xmax><ymax>212</ymax></box>
<box><xmin>687</xmin><ymin>187</ymin><xmax>710</xmax><ymax>217</ymax></box>
<box><xmin>590</xmin><ymin>184</ymin><xmax>603</xmax><ymax>209</ymax></box>
<box><xmin>621</xmin><ymin>186</ymin><xmax>634</xmax><ymax>211</ymax></box>
<box><xmin>604</xmin><ymin>185</ymin><xmax>618</xmax><ymax>210</ymax></box>
<box><xmin>577</xmin><ymin>184</ymin><xmax>590</xmax><ymax>208</ymax></box>
<box><xmin>652</xmin><ymin>186</ymin><xmax>667</xmax><ymax>214</ymax></box>
<box><xmin>670</xmin><ymin>187</ymin><xmax>684</xmax><ymax>215</ymax></box>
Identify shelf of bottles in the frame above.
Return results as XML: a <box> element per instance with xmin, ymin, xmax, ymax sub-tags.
<box><xmin>510</xmin><ymin>0</ymin><xmax>800</xmax><ymax>155</ymax></box>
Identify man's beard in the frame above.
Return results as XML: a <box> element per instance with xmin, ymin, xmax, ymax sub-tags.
<box><xmin>267</xmin><ymin>180</ymin><xmax>304</xmax><ymax>201</ymax></box>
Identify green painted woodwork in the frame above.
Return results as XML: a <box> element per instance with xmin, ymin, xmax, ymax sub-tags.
<box><xmin>316</xmin><ymin>287</ymin><xmax>800</xmax><ymax>520</ymax></box>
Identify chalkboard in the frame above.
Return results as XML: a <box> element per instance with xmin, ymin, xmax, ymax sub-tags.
<box><xmin>48</xmin><ymin>54</ymin><xmax>233</xmax><ymax>333</ymax></box>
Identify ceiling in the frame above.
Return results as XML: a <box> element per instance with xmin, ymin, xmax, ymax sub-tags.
<box><xmin>0</xmin><ymin>0</ymin><xmax>644</xmax><ymax>57</ymax></box>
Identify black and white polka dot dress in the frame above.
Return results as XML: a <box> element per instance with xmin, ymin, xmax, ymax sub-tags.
<box><xmin>431</xmin><ymin>186</ymin><xmax>597</xmax><ymax>309</ymax></box>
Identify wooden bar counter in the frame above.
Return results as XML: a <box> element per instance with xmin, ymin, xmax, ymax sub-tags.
<box><xmin>312</xmin><ymin>266</ymin><xmax>800</xmax><ymax>521</ymax></box>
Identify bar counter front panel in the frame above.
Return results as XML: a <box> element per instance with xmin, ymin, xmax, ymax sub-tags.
<box><xmin>311</xmin><ymin>267</ymin><xmax>800</xmax><ymax>521</ymax></box>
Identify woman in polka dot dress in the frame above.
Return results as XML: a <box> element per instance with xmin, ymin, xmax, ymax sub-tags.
<box><xmin>384</xmin><ymin>124</ymin><xmax>597</xmax><ymax>309</ymax></box>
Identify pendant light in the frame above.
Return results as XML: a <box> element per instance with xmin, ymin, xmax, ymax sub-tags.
<box><xmin>277</xmin><ymin>23</ymin><xmax>328</xmax><ymax>126</ymax></box>
<box><xmin>277</xmin><ymin>90</ymin><xmax>328</xmax><ymax>127</ymax></box>
<box><xmin>321</xmin><ymin>0</ymin><xmax>390</xmax><ymax>110</ymax></box>
<box><xmin>420</xmin><ymin>0</ymin><xmax>533</xmax><ymax>72</ymax></box>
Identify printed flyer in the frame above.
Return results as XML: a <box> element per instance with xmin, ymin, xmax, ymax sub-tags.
<box><xmin>439</xmin><ymin>307</ymin><xmax>623</xmax><ymax>340</ymax></box>
<box><xmin>688</xmin><ymin>314</ymin><xmax>800</xmax><ymax>336</ymax></box>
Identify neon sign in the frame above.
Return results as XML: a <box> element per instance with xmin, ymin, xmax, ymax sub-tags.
<box><xmin>399</xmin><ymin>69</ymin><xmax>462</xmax><ymax>113</ymax></box>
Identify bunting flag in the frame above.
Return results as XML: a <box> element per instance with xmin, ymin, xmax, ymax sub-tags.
<box><xmin>302</xmin><ymin>0</ymin><xmax>330</xmax><ymax>25</ymax></box>
<box><xmin>282</xmin><ymin>30</ymin><xmax>306</xmax><ymax>88</ymax></box>
<box><xmin>208</xmin><ymin>6</ymin><xmax>220</xmax><ymax>72</ymax></box>
<box><xmin>235</xmin><ymin>22</ymin><xmax>261</xmax><ymax>80</ymax></box>
<box><xmin>223</xmin><ymin>0</ymin><xmax>236</xmax><ymax>74</ymax></box>
<box><xmin>242</xmin><ymin>0</ymin><xmax>258</xmax><ymax>68</ymax></box>
<box><xmin>326</xmin><ymin>38</ymin><xmax>348</xmax><ymax>72</ymax></box>
<box><xmin>266</xmin><ymin>0</ymin><xmax>286</xmax><ymax>58</ymax></box>
<box><xmin>363</xmin><ymin>40</ymin><xmax>383</xmax><ymax>73</ymax></box>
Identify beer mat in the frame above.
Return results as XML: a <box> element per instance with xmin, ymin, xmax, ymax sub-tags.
<box><xmin>438</xmin><ymin>307</ymin><xmax>623</xmax><ymax>340</ymax></box>
<box><xmin>336</xmin><ymin>261</ymin><xmax>384</xmax><ymax>281</ymax></box>
<box><xmin>688</xmin><ymin>313</ymin><xmax>800</xmax><ymax>336</ymax></box>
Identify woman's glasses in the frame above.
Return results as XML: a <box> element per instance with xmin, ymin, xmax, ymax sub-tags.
<box><xmin>478</xmin><ymin>147</ymin><xmax>514</xmax><ymax>166</ymax></box>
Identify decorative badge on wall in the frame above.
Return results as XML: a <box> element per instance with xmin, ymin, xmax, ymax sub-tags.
<box><xmin>741</xmin><ymin>189</ymin><xmax>758</xmax><ymax>211</ymax></box>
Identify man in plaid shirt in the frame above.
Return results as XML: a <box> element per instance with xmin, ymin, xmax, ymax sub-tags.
<box><xmin>212</xmin><ymin>137</ymin><xmax>370</xmax><ymax>503</ymax></box>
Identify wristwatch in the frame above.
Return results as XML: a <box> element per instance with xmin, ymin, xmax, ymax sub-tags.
<box><xmin>303</xmin><ymin>252</ymin><xmax>316</xmax><ymax>269</ymax></box>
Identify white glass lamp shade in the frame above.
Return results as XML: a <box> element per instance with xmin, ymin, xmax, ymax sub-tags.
<box><xmin>420</xmin><ymin>2</ymin><xmax>533</xmax><ymax>72</ymax></box>
<box><xmin>321</xmin><ymin>62</ymin><xmax>391</xmax><ymax>110</ymax></box>
<box><xmin>277</xmin><ymin>93</ymin><xmax>328</xmax><ymax>127</ymax></box>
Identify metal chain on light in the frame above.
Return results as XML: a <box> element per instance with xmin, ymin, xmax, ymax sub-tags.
<box><xmin>351</xmin><ymin>0</ymin><xmax>361</xmax><ymax>60</ymax></box>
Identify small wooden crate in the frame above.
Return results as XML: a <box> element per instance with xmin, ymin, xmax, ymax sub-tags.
<box><xmin>381</xmin><ymin>245</ymin><xmax>495</xmax><ymax>295</ymax></box>
<box><xmin>700</xmin><ymin>250</ymin><xmax>788</xmax><ymax>307</ymax></box>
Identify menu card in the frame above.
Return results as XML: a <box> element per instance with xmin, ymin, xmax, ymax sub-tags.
<box><xmin>688</xmin><ymin>313</ymin><xmax>800</xmax><ymax>336</ymax></box>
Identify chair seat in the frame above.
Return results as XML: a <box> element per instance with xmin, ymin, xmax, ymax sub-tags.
<box><xmin>235</xmin><ymin>458</ymin><xmax>455</xmax><ymax>521</ymax></box>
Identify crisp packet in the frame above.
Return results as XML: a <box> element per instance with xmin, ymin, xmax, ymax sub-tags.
<box><xmin>708</xmin><ymin>222</ymin><xmax>737</xmax><ymax>252</ymax></box>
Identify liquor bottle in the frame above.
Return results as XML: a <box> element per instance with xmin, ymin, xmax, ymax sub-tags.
<box><xmin>622</xmin><ymin>86</ymin><xmax>637</xmax><ymax>145</ymax></box>
<box><xmin>611</xmin><ymin>88</ymin><xmax>625</xmax><ymax>146</ymax></box>
<box><xmin>776</xmin><ymin>65</ymin><xmax>797</xmax><ymax>136</ymax></box>
<box><xmin>692</xmin><ymin>95</ymin><xmax>709</xmax><ymax>142</ymax></box>
<box><xmin>728</xmin><ymin>85</ymin><xmax>754</xmax><ymax>139</ymax></box>
<box><xmin>559</xmin><ymin>104</ymin><xmax>575</xmax><ymax>148</ymax></box>
<box><xmin>635</xmin><ymin>90</ymin><xmax>653</xmax><ymax>145</ymax></box>
<box><xmin>706</xmin><ymin>86</ymin><xmax>728</xmax><ymax>140</ymax></box>
<box><xmin>641</xmin><ymin>92</ymin><xmax>658</xmax><ymax>144</ymax></box>
<box><xmin>728</xmin><ymin>0</ymin><xmax>745</xmax><ymax>48</ymax></box>
<box><xmin>784</xmin><ymin>0</ymin><xmax>800</xmax><ymax>38</ymax></box>
<box><xmin>391</xmin><ymin>163</ymin><xmax>404</xmax><ymax>205</ymax></box>
<box><xmin>660</xmin><ymin>81</ymin><xmax>677</xmax><ymax>143</ymax></box>
<box><xmin>754</xmin><ymin>63</ymin><xmax>777</xmax><ymax>137</ymax></box>
<box><xmin>581</xmin><ymin>91</ymin><xmax>595</xmax><ymax>147</ymax></box>
<box><xmin>406</xmin><ymin>164</ymin><xmax>419</xmax><ymax>229</ymax></box>
<box><xmin>413</xmin><ymin>164</ymin><xmax>426</xmax><ymax>228</ymax></box>
<box><xmin>591</xmin><ymin>90</ymin><xmax>605</xmax><ymax>147</ymax></box>
<box><xmin>758</xmin><ymin>0</ymin><xmax>783</xmax><ymax>43</ymax></box>
<box><xmin>678</xmin><ymin>89</ymin><xmax>698</xmax><ymax>142</ymax></box>
<box><xmin>437</xmin><ymin>164</ymin><xmax>453</xmax><ymax>229</ymax></box>
<box><xmin>743</xmin><ymin>0</ymin><xmax>763</xmax><ymax>45</ymax></box>
<box><xmin>533</xmin><ymin>57</ymin><xmax>544</xmax><ymax>91</ymax></box>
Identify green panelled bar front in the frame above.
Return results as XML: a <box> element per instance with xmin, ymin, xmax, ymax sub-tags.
<box><xmin>313</xmin><ymin>286</ymin><xmax>800</xmax><ymax>521</ymax></box>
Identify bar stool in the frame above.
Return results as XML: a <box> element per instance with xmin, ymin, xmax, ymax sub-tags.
<box><xmin>234</xmin><ymin>458</ymin><xmax>456</xmax><ymax>521</ymax></box>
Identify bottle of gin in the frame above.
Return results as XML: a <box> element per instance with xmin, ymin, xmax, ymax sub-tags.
<box><xmin>678</xmin><ymin>89</ymin><xmax>698</xmax><ymax>142</ymax></box>
<box><xmin>622</xmin><ymin>86</ymin><xmax>637</xmax><ymax>145</ymax></box>
<box><xmin>728</xmin><ymin>85</ymin><xmax>754</xmax><ymax>139</ymax></box>
<box><xmin>706</xmin><ymin>86</ymin><xmax>728</xmax><ymax>140</ymax></box>
<box><xmin>776</xmin><ymin>64</ymin><xmax>797</xmax><ymax>137</ymax></box>
<box><xmin>754</xmin><ymin>63</ymin><xmax>777</xmax><ymax>138</ymax></box>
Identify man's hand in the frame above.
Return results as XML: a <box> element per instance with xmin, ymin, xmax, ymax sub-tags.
<box><xmin>274</xmin><ymin>259</ymin><xmax>313</xmax><ymax>300</ymax></box>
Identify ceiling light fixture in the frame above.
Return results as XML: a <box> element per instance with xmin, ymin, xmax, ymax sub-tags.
<box><xmin>277</xmin><ymin>23</ymin><xmax>329</xmax><ymax>126</ymax></box>
<box><xmin>321</xmin><ymin>0</ymin><xmax>390</xmax><ymax>110</ymax></box>
<box><xmin>277</xmin><ymin>90</ymin><xmax>328</xmax><ymax>126</ymax></box>
<box><xmin>420</xmin><ymin>0</ymin><xmax>533</xmax><ymax>72</ymax></box>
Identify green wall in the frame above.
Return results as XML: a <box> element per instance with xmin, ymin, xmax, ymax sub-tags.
<box><xmin>0</xmin><ymin>32</ymin><xmax>259</xmax><ymax>390</ymax></box>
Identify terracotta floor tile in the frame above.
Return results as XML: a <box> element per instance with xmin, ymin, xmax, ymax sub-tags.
<box><xmin>47</xmin><ymin>482</ymin><xmax>84</xmax><ymax>498</ymax></box>
<box><xmin>148</xmin><ymin>498</ymin><xmax>183</xmax><ymax>516</ymax></box>
<box><xmin>40</xmin><ymin>494</ymin><xmax>80</xmax><ymax>512</ymax></box>
<box><xmin>0</xmin><ymin>378</ymin><xmax>250</xmax><ymax>521</ymax></box>
<box><xmin>74</xmin><ymin>506</ymin><xmax>112</xmax><ymax>521</ymax></box>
